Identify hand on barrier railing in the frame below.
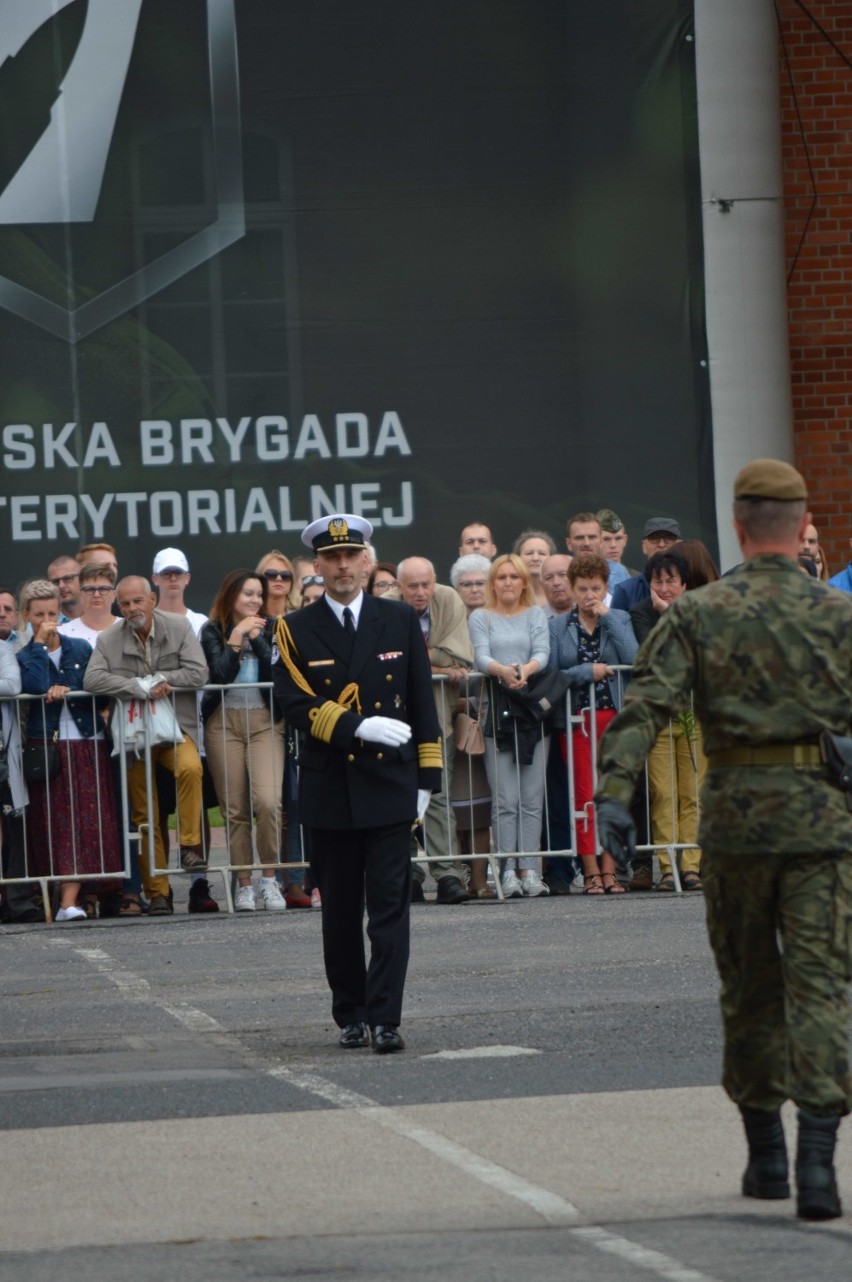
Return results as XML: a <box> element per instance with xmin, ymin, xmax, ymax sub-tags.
<box><xmin>357</xmin><ymin>716</ymin><xmax>412</xmax><ymax>747</ymax></box>
<box><xmin>595</xmin><ymin>799</ymin><xmax>636</xmax><ymax>878</ymax></box>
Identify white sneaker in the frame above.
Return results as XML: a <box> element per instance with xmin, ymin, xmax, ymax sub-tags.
<box><xmin>501</xmin><ymin>871</ymin><xmax>523</xmax><ymax>899</ymax></box>
<box><xmin>56</xmin><ymin>906</ymin><xmax>87</xmax><ymax>921</ymax></box>
<box><xmin>310</xmin><ymin>888</ymin><xmax>322</xmax><ymax>910</ymax></box>
<box><xmin>259</xmin><ymin>880</ymin><xmax>287</xmax><ymax>911</ymax></box>
<box><xmin>234</xmin><ymin>885</ymin><xmax>256</xmax><ymax>912</ymax></box>
<box><xmin>520</xmin><ymin>870</ymin><xmax>550</xmax><ymax>897</ymax></box>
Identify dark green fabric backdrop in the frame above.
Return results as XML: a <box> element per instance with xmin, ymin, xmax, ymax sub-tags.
<box><xmin>0</xmin><ymin>0</ymin><xmax>711</xmax><ymax>599</ymax></box>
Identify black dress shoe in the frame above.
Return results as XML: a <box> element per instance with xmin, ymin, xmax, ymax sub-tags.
<box><xmin>338</xmin><ymin>1022</ymin><xmax>370</xmax><ymax>1049</ymax></box>
<box><xmin>410</xmin><ymin>881</ymin><xmax>426</xmax><ymax>903</ymax></box>
<box><xmin>436</xmin><ymin>875</ymin><xmax>471</xmax><ymax>905</ymax></box>
<box><xmin>371</xmin><ymin>1025</ymin><xmax>405</xmax><ymax>1054</ymax></box>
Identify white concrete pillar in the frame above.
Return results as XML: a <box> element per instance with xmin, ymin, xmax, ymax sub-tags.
<box><xmin>693</xmin><ymin>0</ymin><xmax>793</xmax><ymax>569</ymax></box>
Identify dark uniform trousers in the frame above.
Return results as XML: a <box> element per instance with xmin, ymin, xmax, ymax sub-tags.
<box><xmin>272</xmin><ymin>594</ymin><xmax>442</xmax><ymax>1030</ymax></box>
<box><xmin>311</xmin><ymin>822</ymin><xmax>413</xmax><ymax>1027</ymax></box>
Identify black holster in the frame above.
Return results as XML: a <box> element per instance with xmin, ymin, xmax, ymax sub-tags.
<box><xmin>819</xmin><ymin>731</ymin><xmax>852</xmax><ymax>810</ymax></box>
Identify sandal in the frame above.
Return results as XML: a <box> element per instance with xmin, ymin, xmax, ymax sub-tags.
<box><xmin>682</xmin><ymin>872</ymin><xmax>703</xmax><ymax>892</ymax></box>
<box><xmin>583</xmin><ymin>875</ymin><xmax>605</xmax><ymax>895</ymax></box>
<box><xmin>656</xmin><ymin>874</ymin><xmax>676</xmax><ymax>892</ymax></box>
<box><xmin>79</xmin><ymin>895</ymin><xmax>98</xmax><ymax>919</ymax></box>
<box><xmin>601</xmin><ymin>872</ymin><xmax>627</xmax><ymax>895</ymax></box>
<box><xmin>118</xmin><ymin>895</ymin><xmax>144</xmax><ymax>916</ymax></box>
<box><xmin>473</xmin><ymin>887</ymin><xmax>496</xmax><ymax>900</ymax></box>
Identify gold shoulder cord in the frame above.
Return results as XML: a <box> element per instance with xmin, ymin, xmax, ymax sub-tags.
<box><xmin>275</xmin><ymin>617</ymin><xmax>363</xmax><ymax>741</ymax></box>
<box><xmin>275</xmin><ymin>617</ymin><xmax>315</xmax><ymax>696</ymax></box>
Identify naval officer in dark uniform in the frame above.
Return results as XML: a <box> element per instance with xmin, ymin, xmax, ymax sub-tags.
<box><xmin>272</xmin><ymin>514</ymin><xmax>443</xmax><ymax>1053</ymax></box>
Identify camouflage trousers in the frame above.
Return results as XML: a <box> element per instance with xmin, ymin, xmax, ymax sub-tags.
<box><xmin>702</xmin><ymin>848</ymin><xmax>852</xmax><ymax>1118</ymax></box>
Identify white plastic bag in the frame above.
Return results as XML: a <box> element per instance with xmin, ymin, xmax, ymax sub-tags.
<box><xmin>112</xmin><ymin>674</ymin><xmax>185</xmax><ymax>756</ymax></box>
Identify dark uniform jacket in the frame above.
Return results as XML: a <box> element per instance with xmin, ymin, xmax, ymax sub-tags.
<box><xmin>272</xmin><ymin>594</ymin><xmax>442</xmax><ymax>830</ymax></box>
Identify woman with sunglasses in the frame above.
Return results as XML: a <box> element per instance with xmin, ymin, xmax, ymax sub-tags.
<box><xmin>57</xmin><ymin>563</ymin><xmax>120</xmax><ymax>646</ymax></box>
<box><xmin>255</xmin><ymin>550</ymin><xmax>301</xmax><ymax>618</ymax></box>
<box><xmin>300</xmin><ymin>575</ymin><xmax>325</xmax><ymax>606</ymax></box>
<box><xmin>254</xmin><ymin>550</ymin><xmax>310</xmax><ymax>904</ymax></box>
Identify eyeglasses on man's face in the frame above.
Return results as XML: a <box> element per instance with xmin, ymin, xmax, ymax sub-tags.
<box><xmin>81</xmin><ymin>585</ymin><xmax>114</xmax><ymax>596</ymax></box>
<box><xmin>301</xmin><ymin>575</ymin><xmax>324</xmax><ymax>587</ymax></box>
<box><xmin>264</xmin><ymin>569</ymin><xmax>293</xmax><ymax>582</ymax></box>
<box><xmin>50</xmin><ymin>574</ymin><xmax>79</xmax><ymax>587</ymax></box>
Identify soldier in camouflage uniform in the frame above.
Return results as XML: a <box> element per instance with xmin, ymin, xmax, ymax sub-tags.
<box><xmin>594</xmin><ymin>459</ymin><xmax>852</xmax><ymax>1222</ymax></box>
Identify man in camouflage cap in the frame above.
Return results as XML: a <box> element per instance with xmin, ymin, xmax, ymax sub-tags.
<box><xmin>593</xmin><ymin>458</ymin><xmax>852</xmax><ymax>1221</ymax></box>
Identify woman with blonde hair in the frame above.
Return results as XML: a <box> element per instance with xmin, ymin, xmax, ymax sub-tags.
<box><xmin>468</xmin><ymin>554</ymin><xmax>550</xmax><ymax>897</ymax></box>
<box><xmin>255</xmin><ymin>549</ymin><xmax>301</xmax><ymax>617</ymax></box>
<box><xmin>254</xmin><ymin>550</ymin><xmax>310</xmax><ymax>905</ymax></box>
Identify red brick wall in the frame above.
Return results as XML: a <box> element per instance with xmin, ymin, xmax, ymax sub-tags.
<box><xmin>777</xmin><ymin>0</ymin><xmax>851</xmax><ymax>577</ymax></box>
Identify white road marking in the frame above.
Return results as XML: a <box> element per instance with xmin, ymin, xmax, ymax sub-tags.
<box><xmin>570</xmin><ymin>1226</ymin><xmax>716</xmax><ymax>1281</ymax></box>
<box><xmin>72</xmin><ymin>944</ymin><xmax>723</xmax><ymax>1282</ymax></box>
<box><xmin>421</xmin><ymin>1045</ymin><xmax>542</xmax><ymax>1059</ymax></box>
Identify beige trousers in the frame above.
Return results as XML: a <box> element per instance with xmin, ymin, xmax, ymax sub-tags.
<box><xmin>646</xmin><ymin>721</ymin><xmax>706</xmax><ymax>875</ymax></box>
<box><xmin>204</xmin><ymin>705</ymin><xmax>285</xmax><ymax>869</ymax></box>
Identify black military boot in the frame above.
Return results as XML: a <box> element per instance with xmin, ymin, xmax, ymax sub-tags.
<box><xmin>740</xmin><ymin>1107</ymin><xmax>790</xmax><ymax>1199</ymax></box>
<box><xmin>796</xmin><ymin>1111</ymin><xmax>842</xmax><ymax>1221</ymax></box>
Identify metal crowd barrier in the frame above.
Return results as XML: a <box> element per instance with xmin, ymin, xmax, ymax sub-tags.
<box><xmin>0</xmin><ymin>691</ymin><xmax>132</xmax><ymax>923</ymax></box>
<box><xmin>0</xmin><ymin>669</ymin><xmax>703</xmax><ymax>918</ymax></box>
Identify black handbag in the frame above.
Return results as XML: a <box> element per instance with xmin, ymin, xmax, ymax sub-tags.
<box><xmin>22</xmin><ymin>735</ymin><xmax>62</xmax><ymax>783</ymax></box>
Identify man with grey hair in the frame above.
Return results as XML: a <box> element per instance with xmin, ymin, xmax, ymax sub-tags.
<box><xmin>85</xmin><ymin>576</ymin><xmax>208</xmax><ymax>915</ymax></box>
<box><xmin>539</xmin><ymin>554</ymin><xmax>573</xmax><ymax>618</ymax></box>
<box><xmin>397</xmin><ymin>556</ymin><xmax>473</xmax><ymax>904</ymax></box>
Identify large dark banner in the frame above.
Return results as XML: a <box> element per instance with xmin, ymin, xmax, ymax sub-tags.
<box><xmin>0</xmin><ymin>0</ymin><xmax>711</xmax><ymax>599</ymax></box>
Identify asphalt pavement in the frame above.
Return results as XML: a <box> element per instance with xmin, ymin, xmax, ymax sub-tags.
<box><xmin>0</xmin><ymin>883</ymin><xmax>849</xmax><ymax>1281</ymax></box>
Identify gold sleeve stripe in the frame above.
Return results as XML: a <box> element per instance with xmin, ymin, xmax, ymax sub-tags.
<box><xmin>309</xmin><ymin>701</ymin><xmax>348</xmax><ymax>743</ymax></box>
<box><xmin>418</xmin><ymin>740</ymin><xmax>444</xmax><ymax>768</ymax></box>
<box><xmin>274</xmin><ymin>618</ymin><xmax>315</xmax><ymax>697</ymax></box>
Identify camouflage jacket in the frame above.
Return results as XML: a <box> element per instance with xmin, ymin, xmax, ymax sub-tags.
<box><xmin>595</xmin><ymin>554</ymin><xmax>852</xmax><ymax>853</ymax></box>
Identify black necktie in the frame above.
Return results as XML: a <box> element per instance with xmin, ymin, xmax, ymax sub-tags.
<box><xmin>343</xmin><ymin>607</ymin><xmax>355</xmax><ymax>636</ymax></box>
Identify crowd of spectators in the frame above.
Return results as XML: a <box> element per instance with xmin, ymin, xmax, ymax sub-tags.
<box><xmin>1</xmin><ymin>506</ymin><xmax>845</xmax><ymax>923</ymax></box>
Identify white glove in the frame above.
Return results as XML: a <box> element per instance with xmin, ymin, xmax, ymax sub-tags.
<box><xmin>357</xmin><ymin>716</ymin><xmax>412</xmax><ymax>747</ymax></box>
<box><xmin>416</xmin><ymin>789</ymin><xmax>431</xmax><ymax>822</ymax></box>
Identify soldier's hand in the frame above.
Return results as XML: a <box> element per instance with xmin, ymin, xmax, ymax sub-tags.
<box><xmin>595</xmin><ymin>799</ymin><xmax>636</xmax><ymax>879</ymax></box>
<box><xmin>357</xmin><ymin>716</ymin><xmax>412</xmax><ymax>747</ymax></box>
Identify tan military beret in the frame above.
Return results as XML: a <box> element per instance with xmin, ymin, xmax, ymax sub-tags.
<box><xmin>733</xmin><ymin>459</ymin><xmax>808</xmax><ymax>502</ymax></box>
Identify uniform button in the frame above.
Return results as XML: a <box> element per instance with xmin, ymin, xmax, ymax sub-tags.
<box><xmin>325</xmin><ymin>679</ymin><xmax>332</xmax><ymax>686</ymax></box>
<box><xmin>347</xmin><ymin>753</ymin><xmax>355</xmax><ymax>762</ymax></box>
<box><xmin>374</xmin><ymin>702</ymin><xmax>382</xmax><ymax>709</ymax></box>
<box><xmin>377</xmin><ymin>752</ymin><xmax>383</xmax><ymax>760</ymax></box>
<box><xmin>386</xmin><ymin>674</ymin><xmax>392</xmax><ymax>682</ymax></box>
